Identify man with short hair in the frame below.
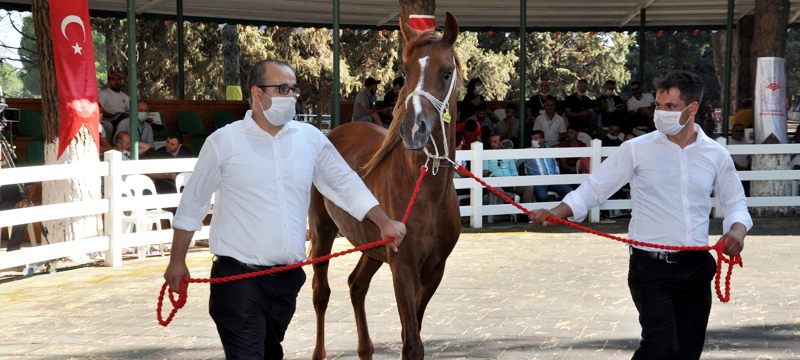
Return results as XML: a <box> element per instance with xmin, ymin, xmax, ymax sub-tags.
<box><xmin>518</xmin><ymin>130</ymin><xmax>573</xmax><ymax>202</ymax></box>
<box><xmin>352</xmin><ymin>77</ymin><xmax>385</xmax><ymax>125</ymax></box>
<box><xmin>597</xmin><ymin>79</ymin><xmax>626</xmax><ymax>128</ymax></box>
<box><xmin>113</xmin><ymin>131</ymin><xmax>151</xmax><ymax>160</ymax></box>
<box><xmin>529</xmin><ymin>71</ymin><xmax>751</xmax><ymax>360</ymax></box>
<box><xmin>144</xmin><ymin>132</ymin><xmax>192</xmax><ymax>194</ymax></box>
<box><xmin>164</xmin><ymin>60</ymin><xmax>406</xmax><ymax>359</ymax></box>
<box><xmin>99</xmin><ymin>71</ymin><xmax>130</xmax><ymax>130</ymax></box>
<box><xmin>115</xmin><ymin>100</ymin><xmax>155</xmax><ymax>148</ymax></box>
<box><xmin>528</xmin><ymin>79</ymin><xmax>559</xmax><ymax>119</ymax></box>
<box><xmin>627</xmin><ymin>80</ymin><xmax>656</xmax><ymax>133</ymax></box>
<box><xmin>533</xmin><ymin>97</ymin><xmax>567</xmax><ymax>148</ymax></box>
<box><xmin>564</xmin><ymin>79</ymin><xmax>597</xmax><ymax>134</ymax></box>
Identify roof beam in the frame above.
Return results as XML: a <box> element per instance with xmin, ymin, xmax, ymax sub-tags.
<box><xmin>135</xmin><ymin>0</ymin><xmax>168</xmax><ymax>15</ymax></box>
<box><xmin>376</xmin><ymin>9</ymin><xmax>400</xmax><ymax>26</ymax></box>
<box><xmin>791</xmin><ymin>6</ymin><xmax>800</xmax><ymax>23</ymax></box>
<box><xmin>620</xmin><ymin>0</ymin><xmax>657</xmax><ymax>27</ymax></box>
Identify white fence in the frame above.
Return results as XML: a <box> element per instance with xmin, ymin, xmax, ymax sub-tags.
<box><xmin>1</xmin><ymin>140</ymin><xmax>799</xmax><ymax>270</ymax></box>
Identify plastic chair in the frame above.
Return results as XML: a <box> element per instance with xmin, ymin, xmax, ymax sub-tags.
<box><xmin>123</xmin><ymin>175</ymin><xmax>174</xmax><ymax>259</ymax></box>
<box><xmin>178</xmin><ymin>110</ymin><xmax>207</xmax><ymax>136</ymax></box>
<box><xmin>213</xmin><ymin>111</ymin><xmax>237</xmax><ymax>129</ymax></box>
<box><xmin>26</xmin><ymin>141</ymin><xmax>45</xmax><ymax>166</ymax></box>
<box><xmin>18</xmin><ymin>110</ymin><xmax>44</xmax><ymax>139</ymax></box>
<box><xmin>174</xmin><ymin>172</ymin><xmax>192</xmax><ymax>193</ymax></box>
<box><xmin>5</xmin><ymin>223</ymin><xmax>37</xmax><ymax>248</ymax></box>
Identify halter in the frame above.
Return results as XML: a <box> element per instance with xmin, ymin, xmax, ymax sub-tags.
<box><xmin>403</xmin><ymin>56</ymin><xmax>458</xmax><ymax>176</ymax></box>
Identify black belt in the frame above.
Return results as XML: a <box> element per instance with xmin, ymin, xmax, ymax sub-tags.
<box><xmin>629</xmin><ymin>247</ymin><xmax>706</xmax><ymax>264</ymax></box>
<box><xmin>212</xmin><ymin>255</ymin><xmax>287</xmax><ymax>272</ymax></box>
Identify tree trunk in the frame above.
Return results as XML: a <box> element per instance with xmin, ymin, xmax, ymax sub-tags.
<box><xmin>399</xmin><ymin>0</ymin><xmax>436</xmax><ymax>23</ymax></box>
<box><xmin>750</xmin><ymin>0</ymin><xmax>790</xmax><ymax>216</ymax></box>
<box><xmin>737</xmin><ymin>15</ymin><xmax>755</xmax><ymax>107</ymax></box>
<box><xmin>32</xmin><ymin>0</ymin><xmax>103</xmax><ymax>256</ymax></box>
<box><xmin>222</xmin><ymin>24</ymin><xmax>241</xmax><ymax>94</ymax></box>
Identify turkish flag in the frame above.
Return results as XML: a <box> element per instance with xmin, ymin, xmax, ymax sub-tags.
<box><xmin>409</xmin><ymin>15</ymin><xmax>435</xmax><ymax>32</ymax></box>
<box><xmin>49</xmin><ymin>0</ymin><xmax>100</xmax><ymax>158</ymax></box>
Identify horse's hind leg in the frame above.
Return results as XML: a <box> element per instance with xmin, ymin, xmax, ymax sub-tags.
<box><xmin>349</xmin><ymin>253</ymin><xmax>383</xmax><ymax>359</ymax></box>
<box><xmin>309</xmin><ymin>190</ymin><xmax>339</xmax><ymax>360</ymax></box>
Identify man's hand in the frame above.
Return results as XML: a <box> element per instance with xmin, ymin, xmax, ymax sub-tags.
<box><xmin>163</xmin><ymin>260</ymin><xmax>190</xmax><ymax>294</ymax></box>
<box><xmin>15</xmin><ymin>199</ymin><xmax>29</xmax><ymax>208</ymax></box>
<box><xmin>380</xmin><ymin>220</ymin><xmax>407</xmax><ymax>253</ymax></box>
<box><xmin>719</xmin><ymin>223</ymin><xmax>747</xmax><ymax>256</ymax></box>
<box><xmin>527</xmin><ymin>209</ymin><xmax>558</xmax><ymax>227</ymax></box>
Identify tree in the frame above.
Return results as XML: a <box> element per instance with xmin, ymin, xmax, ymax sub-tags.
<box><xmin>0</xmin><ymin>61</ymin><xmax>23</xmax><ymax>97</ymax></box>
<box><xmin>750</xmin><ymin>0</ymin><xmax>791</xmax><ymax>216</ymax></box>
<box><xmin>456</xmin><ymin>32</ymin><xmax>518</xmax><ymax>101</ymax></box>
<box><xmin>221</xmin><ymin>24</ymin><xmax>241</xmax><ymax>96</ymax></box>
<box><xmin>31</xmin><ymin>0</ymin><xmax>103</xmax><ymax>252</ymax></box>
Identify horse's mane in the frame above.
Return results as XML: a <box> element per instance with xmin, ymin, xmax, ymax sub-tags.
<box><xmin>360</xmin><ymin>30</ymin><xmax>462</xmax><ymax>177</ymax></box>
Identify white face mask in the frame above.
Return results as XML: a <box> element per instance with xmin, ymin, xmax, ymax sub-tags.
<box><xmin>654</xmin><ymin>105</ymin><xmax>690</xmax><ymax>135</ymax></box>
<box><xmin>531</xmin><ymin>139</ymin><xmax>542</xmax><ymax>148</ymax></box>
<box><xmin>260</xmin><ymin>95</ymin><xmax>296</xmax><ymax>126</ymax></box>
<box><xmin>474</xmin><ymin>85</ymin><xmax>483</xmax><ymax>95</ymax></box>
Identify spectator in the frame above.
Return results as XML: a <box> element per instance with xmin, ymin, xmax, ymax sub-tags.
<box><xmin>483</xmin><ymin>134</ymin><xmax>523</xmax><ymax>205</ymax></box>
<box><xmin>467</xmin><ymin>103</ymin><xmax>495</xmax><ymax>137</ymax></box>
<box><xmin>454</xmin><ymin>133</ymin><xmax>470</xmax><ymax>205</ymax></box>
<box><xmin>493</xmin><ymin>103</ymin><xmax>519</xmax><ymax>144</ymax></box>
<box><xmin>459</xmin><ymin>78</ymin><xmax>486</xmax><ymax>122</ymax></box>
<box><xmin>597</xmin><ymin>79</ymin><xmax>626</xmax><ymax>129</ymax></box>
<box><xmin>456</xmin><ymin>116</ymin><xmax>482</xmax><ymax>150</ymax></box>
<box><xmin>533</xmin><ymin>97</ymin><xmax>567</xmax><ymax>148</ymax></box>
<box><xmin>115</xmin><ymin>101</ymin><xmax>155</xmax><ymax>148</ymax></box>
<box><xmin>0</xmin><ymin>184</ymin><xmax>29</xmax><ymax>252</ymax></box>
<box><xmin>626</xmin><ymin>80</ymin><xmax>656</xmax><ymax>133</ymax></box>
<box><xmin>564</xmin><ymin>79</ymin><xmax>597</xmax><ymax>134</ymax></box>
<box><xmin>528</xmin><ymin>79</ymin><xmax>559</xmax><ymax>119</ymax></box>
<box><xmin>98</xmin><ymin>71</ymin><xmax>130</xmax><ymax>131</ymax></box>
<box><xmin>518</xmin><ymin>130</ymin><xmax>573</xmax><ymax>202</ymax></box>
<box><xmin>352</xmin><ymin>77</ymin><xmax>385</xmax><ymax>126</ymax></box>
<box><xmin>113</xmin><ymin>131</ymin><xmax>151</xmax><ymax>160</ymax></box>
<box><xmin>601</xmin><ymin>122</ymin><xmax>624</xmax><ymax>147</ymax></box>
<box><xmin>701</xmin><ymin>117</ymin><xmax>718</xmax><ymax>139</ymax></box>
<box><xmin>381</xmin><ymin>77</ymin><xmax>405</xmax><ymax>125</ymax></box>
<box><xmin>733</xmin><ymin>99</ymin><xmax>754</xmax><ymax>128</ymax></box>
<box><xmin>143</xmin><ymin>132</ymin><xmax>193</xmax><ymax>194</ymax></box>
<box><xmin>558</xmin><ymin>126</ymin><xmax>589</xmax><ymax>174</ymax></box>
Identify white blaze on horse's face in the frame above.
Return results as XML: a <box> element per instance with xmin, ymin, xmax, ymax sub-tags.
<box><xmin>410</xmin><ymin>56</ymin><xmax>429</xmax><ymax>138</ymax></box>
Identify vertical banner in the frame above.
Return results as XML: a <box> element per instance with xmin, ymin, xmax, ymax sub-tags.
<box><xmin>49</xmin><ymin>0</ymin><xmax>100</xmax><ymax>158</ymax></box>
<box><xmin>754</xmin><ymin>57</ymin><xmax>788</xmax><ymax>144</ymax></box>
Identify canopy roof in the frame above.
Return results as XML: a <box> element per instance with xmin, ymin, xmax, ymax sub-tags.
<box><xmin>2</xmin><ymin>0</ymin><xmax>800</xmax><ymax>30</ymax></box>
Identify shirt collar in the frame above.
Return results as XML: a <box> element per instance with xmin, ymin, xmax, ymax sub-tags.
<box><xmin>656</xmin><ymin>123</ymin><xmax>710</xmax><ymax>148</ymax></box>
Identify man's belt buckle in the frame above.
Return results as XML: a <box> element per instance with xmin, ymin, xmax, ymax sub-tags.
<box><xmin>662</xmin><ymin>252</ymin><xmax>679</xmax><ymax>264</ymax></box>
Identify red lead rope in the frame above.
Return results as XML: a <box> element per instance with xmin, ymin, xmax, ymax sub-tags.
<box><xmin>157</xmin><ymin>167</ymin><xmax>429</xmax><ymax>326</ymax></box>
<box><xmin>454</xmin><ymin>165</ymin><xmax>743</xmax><ymax>303</ymax></box>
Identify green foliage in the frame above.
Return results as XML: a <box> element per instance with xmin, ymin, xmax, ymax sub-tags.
<box><xmin>787</xmin><ymin>28</ymin><xmax>800</xmax><ymax>98</ymax></box>
<box><xmin>0</xmin><ymin>61</ymin><xmax>23</xmax><ymax>97</ymax></box>
<box><xmin>18</xmin><ymin>14</ymin><xmax>39</xmax><ymax>97</ymax></box>
<box><xmin>455</xmin><ymin>32</ymin><xmax>518</xmax><ymax>101</ymax></box>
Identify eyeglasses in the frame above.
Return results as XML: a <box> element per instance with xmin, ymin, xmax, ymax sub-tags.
<box><xmin>258</xmin><ymin>84</ymin><xmax>300</xmax><ymax>96</ymax></box>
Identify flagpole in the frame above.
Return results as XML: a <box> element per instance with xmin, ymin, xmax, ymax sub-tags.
<box><xmin>127</xmin><ymin>0</ymin><xmax>138</xmax><ymax>160</ymax></box>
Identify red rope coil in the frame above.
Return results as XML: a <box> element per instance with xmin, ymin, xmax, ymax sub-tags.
<box><xmin>157</xmin><ymin>167</ymin><xmax>429</xmax><ymax>326</ymax></box>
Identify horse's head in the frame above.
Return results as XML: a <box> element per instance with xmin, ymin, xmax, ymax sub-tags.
<box><xmin>396</xmin><ymin>12</ymin><xmax>460</xmax><ymax>151</ymax></box>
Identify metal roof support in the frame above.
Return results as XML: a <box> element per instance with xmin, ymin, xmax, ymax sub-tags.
<box><xmin>620</xmin><ymin>0</ymin><xmax>657</xmax><ymax>28</ymax></box>
<box><xmin>639</xmin><ymin>8</ymin><xmax>646</xmax><ymax>82</ymax></box>
<box><xmin>519</xmin><ymin>0</ymin><xmax>527</xmax><ymax>147</ymax></box>
<box><xmin>177</xmin><ymin>0</ymin><xmax>185</xmax><ymax>99</ymax></box>
<box><xmin>722</xmin><ymin>0</ymin><xmax>734</xmax><ymax>140</ymax></box>
<box><xmin>135</xmin><ymin>0</ymin><xmax>167</xmax><ymax>14</ymax></box>
<box><xmin>333</xmin><ymin>0</ymin><xmax>341</xmax><ymax>128</ymax></box>
<box><xmin>127</xmin><ymin>0</ymin><xmax>139</xmax><ymax>160</ymax></box>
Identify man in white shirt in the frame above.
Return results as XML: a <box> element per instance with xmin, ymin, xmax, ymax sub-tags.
<box><xmin>98</xmin><ymin>71</ymin><xmax>130</xmax><ymax>128</ymax></box>
<box><xmin>626</xmin><ymin>80</ymin><xmax>656</xmax><ymax>133</ymax></box>
<box><xmin>533</xmin><ymin>97</ymin><xmax>566</xmax><ymax>148</ymax></box>
<box><xmin>163</xmin><ymin>60</ymin><xmax>406</xmax><ymax>359</ymax></box>
<box><xmin>528</xmin><ymin>71</ymin><xmax>751</xmax><ymax>360</ymax></box>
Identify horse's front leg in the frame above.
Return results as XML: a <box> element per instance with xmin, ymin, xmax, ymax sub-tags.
<box><xmin>390</xmin><ymin>260</ymin><xmax>424</xmax><ymax>359</ymax></box>
<box><xmin>348</xmin><ymin>254</ymin><xmax>383</xmax><ymax>359</ymax></box>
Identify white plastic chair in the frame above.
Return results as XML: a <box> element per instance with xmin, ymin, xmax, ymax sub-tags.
<box><xmin>123</xmin><ymin>174</ymin><xmax>174</xmax><ymax>259</ymax></box>
<box><xmin>175</xmin><ymin>172</ymin><xmax>192</xmax><ymax>193</ymax></box>
<box><xmin>5</xmin><ymin>223</ymin><xmax>37</xmax><ymax>248</ymax></box>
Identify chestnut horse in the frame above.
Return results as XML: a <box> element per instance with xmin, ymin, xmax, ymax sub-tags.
<box><xmin>308</xmin><ymin>13</ymin><xmax>462</xmax><ymax>360</ymax></box>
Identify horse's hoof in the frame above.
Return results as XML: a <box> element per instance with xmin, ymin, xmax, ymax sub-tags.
<box><xmin>311</xmin><ymin>349</ymin><xmax>326</xmax><ymax>360</ymax></box>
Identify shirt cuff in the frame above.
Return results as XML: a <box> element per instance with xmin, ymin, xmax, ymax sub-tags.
<box><xmin>722</xmin><ymin>211</ymin><xmax>753</xmax><ymax>234</ymax></box>
<box><xmin>172</xmin><ymin>214</ymin><xmax>203</xmax><ymax>232</ymax></box>
<box><xmin>348</xmin><ymin>192</ymin><xmax>380</xmax><ymax>222</ymax></box>
<box><xmin>562</xmin><ymin>192</ymin><xmax>588</xmax><ymax>223</ymax></box>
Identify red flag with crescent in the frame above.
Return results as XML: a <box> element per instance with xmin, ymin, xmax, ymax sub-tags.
<box><xmin>49</xmin><ymin>0</ymin><xmax>100</xmax><ymax>158</ymax></box>
<box><xmin>409</xmin><ymin>14</ymin><xmax>436</xmax><ymax>32</ymax></box>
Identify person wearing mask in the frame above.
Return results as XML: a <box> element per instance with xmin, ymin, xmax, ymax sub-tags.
<box><xmin>517</xmin><ymin>130</ymin><xmax>573</xmax><ymax>202</ymax></box>
<box><xmin>529</xmin><ymin>71</ymin><xmax>751</xmax><ymax>360</ymax></box>
<box><xmin>533</xmin><ymin>97</ymin><xmax>567</xmax><ymax>148</ymax></box>
<box><xmin>115</xmin><ymin>100</ymin><xmax>155</xmax><ymax>149</ymax></box>
<box><xmin>597</xmin><ymin>79</ymin><xmax>626</xmax><ymax>129</ymax></box>
<box><xmin>528</xmin><ymin>79</ymin><xmax>559</xmax><ymax>119</ymax></box>
<box><xmin>459</xmin><ymin>78</ymin><xmax>486</xmax><ymax>122</ymax></box>
<box><xmin>163</xmin><ymin>60</ymin><xmax>406</xmax><ymax>359</ymax></box>
<box><xmin>626</xmin><ymin>81</ymin><xmax>656</xmax><ymax>133</ymax></box>
<box><xmin>564</xmin><ymin>79</ymin><xmax>597</xmax><ymax>134</ymax></box>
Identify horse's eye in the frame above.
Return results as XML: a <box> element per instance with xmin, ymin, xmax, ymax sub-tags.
<box><xmin>442</xmin><ymin>70</ymin><xmax>452</xmax><ymax>80</ymax></box>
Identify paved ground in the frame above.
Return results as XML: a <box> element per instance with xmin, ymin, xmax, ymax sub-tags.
<box><xmin>0</xmin><ymin>218</ymin><xmax>799</xmax><ymax>359</ymax></box>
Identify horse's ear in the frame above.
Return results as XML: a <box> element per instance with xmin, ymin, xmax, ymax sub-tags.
<box><xmin>399</xmin><ymin>16</ymin><xmax>416</xmax><ymax>44</ymax></box>
<box><xmin>442</xmin><ymin>12</ymin><xmax>458</xmax><ymax>46</ymax></box>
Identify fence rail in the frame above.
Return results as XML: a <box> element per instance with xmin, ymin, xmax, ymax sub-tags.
<box><xmin>1</xmin><ymin>140</ymin><xmax>798</xmax><ymax>270</ymax></box>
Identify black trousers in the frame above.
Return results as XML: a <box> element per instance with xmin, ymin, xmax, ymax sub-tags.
<box><xmin>209</xmin><ymin>256</ymin><xmax>306</xmax><ymax>360</ymax></box>
<box><xmin>628</xmin><ymin>249</ymin><xmax>716</xmax><ymax>360</ymax></box>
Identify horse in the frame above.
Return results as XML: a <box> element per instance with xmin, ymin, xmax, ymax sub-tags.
<box><xmin>308</xmin><ymin>12</ymin><xmax>462</xmax><ymax>360</ymax></box>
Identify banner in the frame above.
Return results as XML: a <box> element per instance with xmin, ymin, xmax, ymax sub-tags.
<box><xmin>754</xmin><ymin>57</ymin><xmax>788</xmax><ymax>144</ymax></box>
<box><xmin>409</xmin><ymin>14</ymin><xmax>435</xmax><ymax>32</ymax></box>
<box><xmin>49</xmin><ymin>0</ymin><xmax>100</xmax><ymax>158</ymax></box>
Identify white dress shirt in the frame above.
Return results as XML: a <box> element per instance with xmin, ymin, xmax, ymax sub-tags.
<box><xmin>174</xmin><ymin>111</ymin><xmax>379</xmax><ymax>266</ymax></box>
<box><xmin>533</xmin><ymin>113</ymin><xmax>567</xmax><ymax>148</ymax></box>
<box><xmin>98</xmin><ymin>88</ymin><xmax>130</xmax><ymax>115</ymax></box>
<box><xmin>626</xmin><ymin>92</ymin><xmax>655</xmax><ymax>112</ymax></box>
<box><xmin>563</xmin><ymin>124</ymin><xmax>752</xmax><ymax>249</ymax></box>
